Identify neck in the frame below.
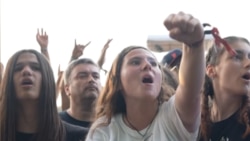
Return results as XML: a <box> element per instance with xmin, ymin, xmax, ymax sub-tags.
<box><xmin>17</xmin><ymin>100</ymin><xmax>39</xmax><ymax>133</ymax></box>
<box><xmin>68</xmin><ymin>99</ymin><xmax>95</xmax><ymax>122</ymax></box>
<box><xmin>124</xmin><ymin>99</ymin><xmax>159</xmax><ymax>130</ymax></box>
<box><xmin>211</xmin><ymin>87</ymin><xmax>242</xmax><ymax>122</ymax></box>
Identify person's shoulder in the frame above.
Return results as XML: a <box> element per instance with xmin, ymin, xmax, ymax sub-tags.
<box><xmin>59</xmin><ymin>110</ymin><xmax>67</xmax><ymax>115</ymax></box>
<box><xmin>59</xmin><ymin>110</ymin><xmax>67</xmax><ymax>117</ymax></box>
<box><xmin>86</xmin><ymin>115</ymin><xmax>122</xmax><ymax>140</ymax></box>
<box><xmin>91</xmin><ymin>114</ymin><xmax>123</xmax><ymax>134</ymax></box>
<box><xmin>63</xmin><ymin>121</ymin><xmax>89</xmax><ymax>141</ymax></box>
<box><xmin>64</xmin><ymin>121</ymin><xmax>89</xmax><ymax>133</ymax></box>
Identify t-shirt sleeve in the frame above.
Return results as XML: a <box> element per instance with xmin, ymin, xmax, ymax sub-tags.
<box><xmin>160</xmin><ymin>95</ymin><xmax>200</xmax><ymax>140</ymax></box>
<box><xmin>85</xmin><ymin>117</ymin><xmax>110</xmax><ymax>141</ymax></box>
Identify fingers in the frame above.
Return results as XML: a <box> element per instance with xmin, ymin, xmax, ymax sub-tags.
<box><xmin>104</xmin><ymin>39</ymin><xmax>113</xmax><ymax>48</ymax></box>
<box><xmin>164</xmin><ymin>11</ymin><xmax>196</xmax><ymax>34</ymax></box>
<box><xmin>177</xmin><ymin>12</ymin><xmax>194</xmax><ymax>33</ymax></box>
<box><xmin>164</xmin><ymin>11</ymin><xmax>204</xmax><ymax>45</ymax></box>
<box><xmin>37</xmin><ymin>28</ymin><xmax>48</xmax><ymax>36</ymax></box>
<box><xmin>78</xmin><ymin>45</ymin><xmax>85</xmax><ymax>50</ymax></box>
<box><xmin>163</xmin><ymin>13</ymin><xmax>175</xmax><ymax>31</ymax></box>
<box><xmin>85</xmin><ymin>41</ymin><xmax>91</xmax><ymax>47</ymax></box>
<box><xmin>106</xmin><ymin>39</ymin><xmax>113</xmax><ymax>46</ymax></box>
<box><xmin>169</xmin><ymin>28</ymin><xmax>182</xmax><ymax>39</ymax></box>
<box><xmin>108</xmin><ymin>38</ymin><xmax>113</xmax><ymax>43</ymax></box>
<box><xmin>74</xmin><ymin>40</ymin><xmax>90</xmax><ymax>51</ymax></box>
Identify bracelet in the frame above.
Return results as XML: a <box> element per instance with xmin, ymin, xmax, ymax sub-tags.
<box><xmin>188</xmin><ymin>37</ymin><xmax>204</xmax><ymax>48</ymax></box>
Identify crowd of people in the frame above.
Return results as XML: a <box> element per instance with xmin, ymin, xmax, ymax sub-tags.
<box><xmin>0</xmin><ymin>11</ymin><xmax>250</xmax><ymax>141</ymax></box>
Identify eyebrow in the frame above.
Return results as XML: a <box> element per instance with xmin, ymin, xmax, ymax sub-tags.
<box><xmin>77</xmin><ymin>71</ymin><xmax>99</xmax><ymax>75</ymax></box>
<box><xmin>15</xmin><ymin>62</ymin><xmax>39</xmax><ymax>66</ymax></box>
<box><xmin>234</xmin><ymin>49</ymin><xmax>250</xmax><ymax>57</ymax></box>
<box><xmin>235</xmin><ymin>50</ymin><xmax>244</xmax><ymax>55</ymax></box>
<box><xmin>129</xmin><ymin>56</ymin><xmax>156</xmax><ymax>61</ymax></box>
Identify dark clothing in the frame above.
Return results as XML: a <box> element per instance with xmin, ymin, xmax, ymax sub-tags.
<box><xmin>16</xmin><ymin>121</ymin><xmax>88</xmax><ymax>141</ymax></box>
<box><xmin>199</xmin><ymin>110</ymin><xmax>250</xmax><ymax>141</ymax></box>
<box><xmin>59</xmin><ymin>111</ymin><xmax>91</xmax><ymax>128</ymax></box>
<box><xmin>16</xmin><ymin>132</ymin><xmax>33</xmax><ymax>141</ymax></box>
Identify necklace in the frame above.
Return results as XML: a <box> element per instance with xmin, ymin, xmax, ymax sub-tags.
<box><xmin>124</xmin><ymin>107</ymin><xmax>159</xmax><ymax>139</ymax></box>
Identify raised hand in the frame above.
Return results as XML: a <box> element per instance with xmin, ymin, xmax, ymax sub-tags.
<box><xmin>97</xmin><ymin>38</ymin><xmax>113</xmax><ymax>74</ymax></box>
<box><xmin>58</xmin><ymin>65</ymin><xmax>63</xmax><ymax>78</ymax></box>
<box><xmin>56</xmin><ymin>64</ymin><xmax>64</xmax><ymax>98</ymax></box>
<box><xmin>163</xmin><ymin>12</ymin><xmax>205</xmax><ymax>133</ymax></box>
<box><xmin>103</xmin><ymin>39</ymin><xmax>112</xmax><ymax>50</ymax></box>
<box><xmin>36</xmin><ymin>28</ymin><xmax>48</xmax><ymax>49</ymax></box>
<box><xmin>71</xmin><ymin>39</ymin><xmax>91</xmax><ymax>60</ymax></box>
<box><xmin>36</xmin><ymin>28</ymin><xmax>50</xmax><ymax>62</ymax></box>
<box><xmin>163</xmin><ymin>11</ymin><xmax>204</xmax><ymax>46</ymax></box>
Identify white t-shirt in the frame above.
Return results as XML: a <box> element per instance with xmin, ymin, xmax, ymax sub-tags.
<box><xmin>86</xmin><ymin>96</ymin><xmax>200</xmax><ymax>141</ymax></box>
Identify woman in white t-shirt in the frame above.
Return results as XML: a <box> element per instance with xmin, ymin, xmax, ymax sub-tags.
<box><xmin>86</xmin><ymin>11</ymin><xmax>205</xmax><ymax>141</ymax></box>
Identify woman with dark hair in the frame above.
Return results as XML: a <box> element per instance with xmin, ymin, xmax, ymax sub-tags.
<box><xmin>0</xmin><ymin>62</ymin><xmax>3</xmax><ymax>85</ymax></box>
<box><xmin>86</xmin><ymin>11</ymin><xmax>205</xmax><ymax>141</ymax></box>
<box><xmin>200</xmin><ymin>36</ymin><xmax>250</xmax><ymax>141</ymax></box>
<box><xmin>0</xmin><ymin>49</ymin><xmax>88</xmax><ymax>141</ymax></box>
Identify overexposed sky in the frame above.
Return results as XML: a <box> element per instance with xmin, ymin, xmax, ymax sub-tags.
<box><xmin>1</xmin><ymin>0</ymin><xmax>250</xmax><ymax>85</ymax></box>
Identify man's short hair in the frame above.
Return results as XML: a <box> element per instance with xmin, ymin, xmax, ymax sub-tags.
<box><xmin>64</xmin><ymin>58</ymin><xmax>99</xmax><ymax>85</ymax></box>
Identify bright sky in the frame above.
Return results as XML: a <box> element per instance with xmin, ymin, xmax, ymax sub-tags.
<box><xmin>1</xmin><ymin>0</ymin><xmax>250</xmax><ymax>85</ymax></box>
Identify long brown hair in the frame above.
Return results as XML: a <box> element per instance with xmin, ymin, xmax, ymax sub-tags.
<box><xmin>93</xmin><ymin>46</ymin><xmax>174</xmax><ymax>130</ymax></box>
<box><xmin>162</xmin><ymin>66</ymin><xmax>179</xmax><ymax>90</ymax></box>
<box><xmin>0</xmin><ymin>49</ymin><xmax>65</xmax><ymax>141</ymax></box>
<box><xmin>201</xmin><ymin>36</ymin><xmax>250</xmax><ymax>140</ymax></box>
<box><xmin>0</xmin><ymin>62</ymin><xmax>3</xmax><ymax>86</ymax></box>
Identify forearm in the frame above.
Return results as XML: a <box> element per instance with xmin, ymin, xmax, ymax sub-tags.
<box><xmin>41</xmin><ymin>48</ymin><xmax>50</xmax><ymax>63</ymax></box>
<box><xmin>97</xmin><ymin>50</ymin><xmax>107</xmax><ymax>68</ymax></box>
<box><xmin>175</xmin><ymin>42</ymin><xmax>205</xmax><ymax>132</ymax></box>
<box><xmin>69</xmin><ymin>56</ymin><xmax>78</xmax><ymax>63</ymax></box>
<box><xmin>179</xmin><ymin>43</ymin><xmax>205</xmax><ymax>96</ymax></box>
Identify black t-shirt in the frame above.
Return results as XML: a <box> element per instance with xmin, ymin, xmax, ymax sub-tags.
<box><xmin>59</xmin><ymin>111</ymin><xmax>91</xmax><ymax>128</ymax></box>
<box><xmin>16</xmin><ymin>132</ymin><xmax>33</xmax><ymax>141</ymax></box>
<box><xmin>16</xmin><ymin>121</ymin><xmax>88</xmax><ymax>141</ymax></box>
<box><xmin>199</xmin><ymin>111</ymin><xmax>250</xmax><ymax>141</ymax></box>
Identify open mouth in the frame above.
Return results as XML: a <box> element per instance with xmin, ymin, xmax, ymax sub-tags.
<box><xmin>242</xmin><ymin>73</ymin><xmax>250</xmax><ymax>81</ymax></box>
<box><xmin>21</xmin><ymin>79</ymin><xmax>33</xmax><ymax>85</ymax></box>
<box><xmin>142</xmin><ymin>75</ymin><xmax>153</xmax><ymax>84</ymax></box>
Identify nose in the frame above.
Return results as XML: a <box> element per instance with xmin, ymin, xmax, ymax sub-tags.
<box><xmin>141</xmin><ymin>60</ymin><xmax>152</xmax><ymax>71</ymax></box>
<box><xmin>87</xmin><ymin>75</ymin><xmax>95</xmax><ymax>83</ymax></box>
<box><xmin>21</xmin><ymin>65</ymin><xmax>32</xmax><ymax>76</ymax></box>
<box><xmin>244</xmin><ymin>57</ymin><xmax>250</xmax><ymax>69</ymax></box>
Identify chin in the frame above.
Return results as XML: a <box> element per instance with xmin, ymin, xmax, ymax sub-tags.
<box><xmin>17</xmin><ymin>96</ymin><xmax>40</xmax><ymax>101</ymax></box>
<box><xmin>84</xmin><ymin>93</ymin><xmax>98</xmax><ymax>99</ymax></box>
